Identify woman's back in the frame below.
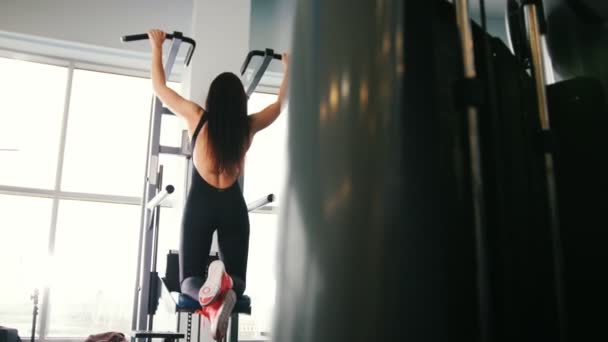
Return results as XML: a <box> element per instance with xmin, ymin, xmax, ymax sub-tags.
<box><xmin>147</xmin><ymin>31</ymin><xmax>289</xmax><ymax>191</ymax></box>
<box><xmin>191</xmin><ymin>116</ymin><xmax>251</xmax><ymax>190</ymax></box>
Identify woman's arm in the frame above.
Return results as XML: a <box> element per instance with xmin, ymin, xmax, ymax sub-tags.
<box><xmin>148</xmin><ymin>29</ymin><xmax>201</xmax><ymax>127</ymax></box>
<box><xmin>249</xmin><ymin>53</ymin><xmax>290</xmax><ymax>134</ymax></box>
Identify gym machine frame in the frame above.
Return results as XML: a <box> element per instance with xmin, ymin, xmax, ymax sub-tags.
<box><xmin>455</xmin><ymin>1</ymin><xmax>567</xmax><ymax>341</ymax></box>
<box><xmin>519</xmin><ymin>1</ymin><xmax>567</xmax><ymax>339</ymax></box>
<box><xmin>122</xmin><ymin>31</ymin><xmax>283</xmax><ymax>341</ymax></box>
<box><xmin>121</xmin><ymin>31</ymin><xmax>197</xmax><ymax>336</ymax></box>
<box><xmin>136</xmin><ymin>187</ymin><xmax>273</xmax><ymax>342</ymax></box>
<box><xmin>505</xmin><ymin>1</ymin><xmax>567</xmax><ymax>339</ymax></box>
<box><xmin>240</xmin><ymin>48</ymin><xmax>282</xmax><ymax>98</ymax></box>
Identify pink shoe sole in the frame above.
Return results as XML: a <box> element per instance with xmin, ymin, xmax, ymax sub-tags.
<box><xmin>210</xmin><ymin>289</ymin><xmax>236</xmax><ymax>341</ymax></box>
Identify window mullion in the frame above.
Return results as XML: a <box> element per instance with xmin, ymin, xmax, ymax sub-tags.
<box><xmin>38</xmin><ymin>63</ymin><xmax>74</xmax><ymax>341</ymax></box>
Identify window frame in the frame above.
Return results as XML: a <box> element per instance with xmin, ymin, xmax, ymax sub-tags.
<box><xmin>243</xmin><ymin>89</ymin><xmax>281</xmax><ymax>216</ymax></box>
<box><xmin>236</xmin><ymin>90</ymin><xmax>286</xmax><ymax>340</ymax></box>
<box><xmin>0</xmin><ymin>48</ymin><xmax>165</xmax><ymax>341</ymax></box>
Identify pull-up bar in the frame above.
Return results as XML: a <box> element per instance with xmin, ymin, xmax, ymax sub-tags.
<box><xmin>241</xmin><ymin>48</ymin><xmax>283</xmax><ymax>97</ymax></box>
<box><xmin>122</xmin><ymin>31</ymin><xmax>197</xmax><ymax>66</ymax></box>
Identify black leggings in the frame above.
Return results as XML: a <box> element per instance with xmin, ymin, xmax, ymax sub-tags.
<box><xmin>179</xmin><ymin>167</ymin><xmax>250</xmax><ymax>300</ymax></box>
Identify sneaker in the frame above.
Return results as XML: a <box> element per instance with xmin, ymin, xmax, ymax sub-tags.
<box><xmin>199</xmin><ymin>260</ymin><xmax>233</xmax><ymax>307</ymax></box>
<box><xmin>197</xmin><ymin>289</ymin><xmax>237</xmax><ymax>341</ymax></box>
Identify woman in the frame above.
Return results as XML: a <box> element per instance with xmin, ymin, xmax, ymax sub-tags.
<box><xmin>148</xmin><ymin>29</ymin><xmax>289</xmax><ymax>340</ymax></box>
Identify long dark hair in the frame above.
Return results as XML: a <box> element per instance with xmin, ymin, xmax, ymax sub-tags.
<box><xmin>205</xmin><ymin>72</ymin><xmax>249</xmax><ymax>172</ymax></box>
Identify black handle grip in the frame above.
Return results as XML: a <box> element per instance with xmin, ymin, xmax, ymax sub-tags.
<box><xmin>166</xmin><ymin>185</ymin><xmax>175</xmax><ymax>194</ymax></box>
<box><xmin>240</xmin><ymin>48</ymin><xmax>283</xmax><ymax>75</ymax></box>
<box><xmin>121</xmin><ymin>31</ymin><xmax>196</xmax><ymax>66</ymax></box>
<box><xmin>121</xmin><ymin>33</ymin><xmax>149</xmax><ymax>42</ymax></box>
<box><xmin>121</xmin><ymin>32</ymin><xmax>183</xmax><ymax>42</ymax></box>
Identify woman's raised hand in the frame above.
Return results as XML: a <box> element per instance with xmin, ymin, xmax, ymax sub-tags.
<box><xmin>147</xmin><ymin>29</ymin><xmax>166</xmax><ymax>49</ymax></box>
<box><xmin>281</xmin><ymin>52</ymin><xmax>290</xmax><ymax>72</ymax></box>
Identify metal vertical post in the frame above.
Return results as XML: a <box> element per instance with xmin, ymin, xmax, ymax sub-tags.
<box><xmin>227</xmin><ymin>313</ymin><xmax>238</xmax><ymax>342</ymax></box>
<box><xmin>454</xmin><ymin>1</ymin><xmax>491</xmax><ymax>341</ymax></box>
<box><xmin>134</xmin><ymin>37</ymin><xmax>183</xmax><ymax>333</ymax></box>
<box><xmin>524</xmin><ymin>3</ymin><xmax>567</xmax><ymax>340</ymax></box>
<box><xmin>39</xmin><ymin>63</ymin><xmax>74</xmax><ymax>342</ymax></box>
<box><xmin>147</xmin><ymin>165</ymin><xmax>164</xmax><ymax>333</ymax></box>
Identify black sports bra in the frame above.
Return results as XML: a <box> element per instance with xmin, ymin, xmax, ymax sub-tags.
<box><xmin>190</xmin><ymin>111</ymin><xmax>208</xmax><ymax>150</ymax></box>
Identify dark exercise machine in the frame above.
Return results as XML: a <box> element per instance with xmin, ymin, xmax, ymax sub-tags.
<box><xmin>510</xmin><ymin>1</ymin><xmax>608</xmax><ymax>340</ymax></box>
<box><xmin>271</xmin><ymin>0</ymin><xmax>607</xmax><ymax>341</ymax></box>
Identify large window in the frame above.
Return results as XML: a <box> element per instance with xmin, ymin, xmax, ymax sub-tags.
<box><xmin>0</xmin><ymin>58</ymin><xmax>67</xmax><ymax>189</ymax></box>
<box><xmin>239</xmin><ymin>92</ymin><xmax>288</xmax><ymax>340</ymax></box>
<box><xmin>244</xmin><ymin>92</ymin><xmax>288</xmax><ymax>208</ymax></box>
<box><xmin>0</xmin><ymin>194</ymin><xmax>53</xmax><ymax>336</ymax></box>
<box><xmin>48</xmin><ymin>200</ymin><xmax>141</xmax><ymax>336</ymax></box>
<box><xmin>0</xmin><ymin>55</ymin><xmax>184</xmax><ymax>340</ymax></box>
<box><xmin>60</xmin><ymin>69</ymin><xmax>152</xmax><ymax>197</ymax></box>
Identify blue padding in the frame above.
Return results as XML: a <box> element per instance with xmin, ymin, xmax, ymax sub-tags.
<box><xmin>172</xmin><ymin>292</ymin><xmax>201</xmax><ymax>311</ymax></box>
<box><xmin>171</xmin><ymin>292</ymin><xmax>252</xmax><ymax>314</ymax></box>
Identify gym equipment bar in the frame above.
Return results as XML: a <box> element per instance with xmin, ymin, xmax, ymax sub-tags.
<box><xmin>523</xmin><ymin>2</ymin><xmax>567</xmax><ymax>339</ymax></box>
<box><xmin>454</xmin><ymin>1</ymin><xmax>491</xmax><ymax>341</ymax></box>
<box><xmin>246</xmin><ymin>194</ymin><xmax>275</xmax><ymax>212</ymax></box>
<box><xmin>122</xmin><ymin>31</ymin><xmax>196</xmax><ymax>66</ymax></box>
<box><xmin>240</xmin><ymin>48</ymin><xmax>282</xmax><ymax>98</ymax></box>
<box><xmin>146</xmin><ymin>185</ymin><xmax>175</xmax><ymax>210</ymax></box>
<box><xmin>122</xmin><ymin>31</ymin><xmax>197</xmax><ymax>334</ymax></box>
